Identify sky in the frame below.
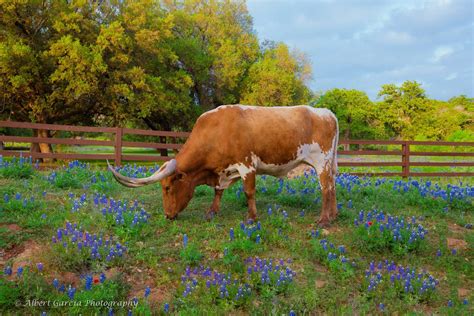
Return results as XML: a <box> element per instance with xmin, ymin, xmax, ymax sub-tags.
<box><xmin>246</xmin><ymin>0</ymin><xmax>473</xmax><ymax>100</ymax></box>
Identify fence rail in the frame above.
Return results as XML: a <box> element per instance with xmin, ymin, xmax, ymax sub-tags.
<box><xmin>1</xmin><ymin>120</ymin><xmax>473</xmax><ymax>177</ymax></box>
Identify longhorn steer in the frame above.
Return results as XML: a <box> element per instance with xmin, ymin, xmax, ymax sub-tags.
<box><xmin>108</xmin><ymin>105</ymin><xmax>339</xmax><ymax>226</ymax></box>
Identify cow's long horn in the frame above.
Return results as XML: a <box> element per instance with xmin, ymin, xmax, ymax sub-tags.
<box><xmin>107</xmin><ymin>159</ymin><xmax>177</xmax><ymax>188</ymax></box>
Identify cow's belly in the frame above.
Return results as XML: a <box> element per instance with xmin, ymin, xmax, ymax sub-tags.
<box><xmin>216</xmin><ymin>149</ymin><xmax>314</xmax><ymax>189</ymax></box>
<box><xmin>255</xmin><ymin>158</ymin><xmax>302</xmax><ymax>177</ymax></box>
<box><xmin>216</xmin><ymin>142</ymin><xmax>333</xmax><ymax>190</ymax></box>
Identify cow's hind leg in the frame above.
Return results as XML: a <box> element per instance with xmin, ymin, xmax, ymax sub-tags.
<box><xmin>242</xmin><ymin>171</ymin><xmax>257</xmax><ymax>221</ymax></box>
<box><xmin>206</xmin><ymin>189</ymin><xmax>224</xmax><ymax>220</ymax></box>
<box><xmin>316</xmin><ymin>165</ymin><xmax>337</xmax><ymax>227</ymax></box>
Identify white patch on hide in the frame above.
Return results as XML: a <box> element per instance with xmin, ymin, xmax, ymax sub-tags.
<box><xmin>216</xmin><ymin>162</ymin><xmax>256</xmax><ymax>189</ymax></box>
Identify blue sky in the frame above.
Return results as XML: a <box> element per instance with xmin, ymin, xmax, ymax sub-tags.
<box><xmin>246</xmin><ymin>0</ymin><xmax>473</xmax><ymax>100</ymax></box>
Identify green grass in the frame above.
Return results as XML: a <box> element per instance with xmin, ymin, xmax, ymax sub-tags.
<box><xmin>0</xmin><ymin>164</ymin><xmax>472</xmax><ymax>314</ymax></box>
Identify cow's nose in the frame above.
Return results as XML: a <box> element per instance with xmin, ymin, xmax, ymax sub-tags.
<box><xmin>165</xmin><ymin>213</ymin><xmax>177</xmax><ymax>220</ymax></box>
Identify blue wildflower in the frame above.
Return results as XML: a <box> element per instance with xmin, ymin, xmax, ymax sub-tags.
<box><xmin>183</xmin><ymin>234</ymin><xmax>188</xmax><ymax>248</ymax></box>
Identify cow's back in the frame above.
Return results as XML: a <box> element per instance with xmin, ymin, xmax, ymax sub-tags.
<box><xmin>178</xmin><ymin>105</ymin><xmax>337</xmax><ymax>173</ymax></box>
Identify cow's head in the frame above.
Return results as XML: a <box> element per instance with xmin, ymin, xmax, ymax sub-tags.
<box><xmin>108</xmin><ymin>159</ymin><xmax>194</xmax><ymax>219</ymax></box>
<box><xmin>160</xmin><ymin>171</ymin><xmax>194</xmax><ymax>219</ymax></box>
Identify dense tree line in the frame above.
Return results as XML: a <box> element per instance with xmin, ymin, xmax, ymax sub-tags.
<box><xmin>0</xmin><ymin>0</ymin><xmax>311</xmax><ymax>131</ymax></box>
<box><xmin>315</xmin><ymin>81</ymin><xmax>473</xmax><ymax>143</ymax></box>
<box><xmin>1</xmin><ymin>1</ymin><xmax>472</xmax><ymax>152</ymax></box>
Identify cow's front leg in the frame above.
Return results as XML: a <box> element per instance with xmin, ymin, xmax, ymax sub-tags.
<box><xmin>317</xmin><ymin>167</ymin><xmax>337</xmax><ymax>227</ymax></box>
<box><xmin>206</xmin><ymin>188</ymin><xmax>224</xmax><ymax>219</ymax></box>
<box><xmin>242</xmin><ymin>171</ymin><xmax>257</xmax><ymax>220</ymax></box>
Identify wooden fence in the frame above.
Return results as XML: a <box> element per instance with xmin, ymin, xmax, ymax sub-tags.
<box><xmin>1</xmin><ymin>120</ymin><xmax>473</xmax><ymax>177</ymax></box>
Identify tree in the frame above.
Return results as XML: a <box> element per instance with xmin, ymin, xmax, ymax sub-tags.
<box><xmin>240</xmin><ymin>43</ymin><xmax>313</xmax><ymax>106</ymax></box>
<box><xmin>163</xmin><ymin>0</ymin><xmax>260</xmax><ymax>109</ymax></box>
<box><xmin>315</xmin><ymin>88</ymin><xmax>382</xmax><ymax>147</ymax></box>
<box><xmin>0</xmin><ymin>0</ymin><xmax>195</xmax><ymax>156</ymax></box>
<box><xmin>376</xmin><ymin>81</ymin><xmax>428</xmax><ymax>139</ymax></box>
<box><xmin>376</xmin><ymin>81</ymin><xmax>472</xmax><ymax>140</ymax></box>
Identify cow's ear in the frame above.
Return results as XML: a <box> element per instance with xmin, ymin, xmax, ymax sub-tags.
<box><xmin>175</xmin><ymin>172</ymin><xmax>186</xmax><ymax>181</ymax></box>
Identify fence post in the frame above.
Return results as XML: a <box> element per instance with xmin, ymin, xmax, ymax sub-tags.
<box><xmin>402</xmin><ymin>142</ymin><xmax>410</xmax><ymax>178</ymax></box>
<box><xmin>115</xmin><ymin>127</ymin><xmax>123</xmax><ymax>166</ymax></box>
<box><xmin>160</xmin><ymin>136</ymin><xmax>168</xmax><ymax>157</ymax></box>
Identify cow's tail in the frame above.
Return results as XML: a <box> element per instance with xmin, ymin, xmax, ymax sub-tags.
<box><xmin>332</xmin><ymin>113</ymin><xmax>339</xmax><ymax>176</ymax></box>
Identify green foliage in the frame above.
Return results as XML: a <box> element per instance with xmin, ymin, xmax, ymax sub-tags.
<box><xmin>241</xmin><ymin>43</ymin><xmax>312</xmax><ymax>106</ymax></box>
<box><xmin>0</xmin><ymin>157</ymin><xmax>34</xmax><ymax>179</ymax></box>
<box><xmin>315</xmin><ymin>88</ymin><xmax>382</xmax><ymax>139</ymax></box>
<box><xmin>48</xmin><ymin>168</ymin><xmax>91</xmax><ymax>189</ymax></box>
<box><xmin>310</xmin><ymin>238</ymin><xmax>355</xmax><ymax>280</ymax></box>
<box><xmin>314</xmin><ymin>81</ymin><xmax>472</xmax><ymax>142</ymax></box>
<box><xmin>180</xmin><ymin>243</ymin><xmax>203</xmax><ymax>266</ymax></box>
<box><xmin>352</xmin><ymin>222</ymin><xmax>426</xmax><ymax>256</ymax></box>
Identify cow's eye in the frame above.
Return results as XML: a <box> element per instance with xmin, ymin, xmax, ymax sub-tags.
<box><xmin>165</xmin><ymin>186</ymin><xmax>170</xmax><ymax>192</ymax></box>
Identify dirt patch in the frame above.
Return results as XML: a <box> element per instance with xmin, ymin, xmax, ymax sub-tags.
<box><xmin>105</xmin><ymin>267</ymin><xmax>120</xmax><ymax>280</ymax></box>
<box><xmin>447</xmin><ymin>238</ymin><xmax>468</xmax><ymax>250</ymax></box>
<box><xmin>315</xmin><ymin>279</ymin><xmax>327</xmax><ymax>288</ymax></box>
<box><xmin>128</xmin><ymin>282</ymin><xmax>171</xmax><ymax>305</ymax></box>
<box><xmin>55</xmin><ymin>271</ymin><xmax>81</xmax><ymax>287</ymax></box>
<box><xmin>448</xmin><ymin>223</ymin><xmax>467</xmax><ymax>235</ymax></box>
<box><xmin>314</xmin><ymin>263</ymin><xmax>329</xmax><ymax>273</ymax></box>
<box><xmin>0</xmin><ymin>223</ymin><xmax>22</xmax><ymax>232</ymax></box>
<box><xmin>10</xmin><ymin>240</ymin><xmax>45</xmax><ymax>272</ymax></box>
<box><xmin>458</xmin><ymin>288</ymin><xmax>470</xmax><ymax>298</ymax></box>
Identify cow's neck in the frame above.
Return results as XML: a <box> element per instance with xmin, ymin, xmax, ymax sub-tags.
<box><xmin>176</xmin><ymin>154</ymin><xmax>218</xmax><ymax>188</ymax></box>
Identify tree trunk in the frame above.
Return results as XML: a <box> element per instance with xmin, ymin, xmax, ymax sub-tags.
<box><xmin>143</xmin><ymin>117</ymin><xmax>169</xmax><ymax>157</ymax></box>
<box><xmin>343</xmin><ymin>129</ymin><xmax>350</xmax><ymax>151</ymax></box>
<box><xmin>30</xmin><ymin>129</ymin><xmax>54</xmax><ymax>163</ymax></box>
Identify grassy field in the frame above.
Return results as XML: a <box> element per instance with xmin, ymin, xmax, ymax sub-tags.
<box><xmin>0</xmin><ymin>157</ymin><xmax>472</xmax><ymax>315</ymax></box>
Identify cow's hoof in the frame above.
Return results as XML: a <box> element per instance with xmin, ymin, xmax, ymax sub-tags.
<box><xmin>246</xmin><ymin>215</ymin><xmax>257</xmax><ymax>223</ymax></box>
<box><xmin>205</xmin><ymin>211</ymin><xmax>216</xmax><ymax>221</ymax></box>
<box><xmin>317</xmin><ymin>219</ymin><xmax>331</xmax><ymax>228</ymax></box>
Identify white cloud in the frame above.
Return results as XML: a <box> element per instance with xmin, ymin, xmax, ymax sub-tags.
<box><xmin>445</xmin><ymin>72</ymin><xmax>458</xmax><ymax>80</ymax></box>
<box><xmin>430</xmin><ymin>46</ymin><xmax>455</xmax><ymax>63</ymax></box>
<box><xmin>247</xmin><ymin>0</ymin><xmax>473</xmax><ymax>100</ymax></box>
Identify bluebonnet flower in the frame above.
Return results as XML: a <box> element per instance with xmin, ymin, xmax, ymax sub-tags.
<box><xmin>67</xmin><ymin>287</ymin><xmax>76</xmax><ymax>299</ymax></box>
<box><xmin>4</xmin><ymin>266</ymin><xmax>12</xmax><ymax>276</ymax></box>
<box><xmin>230</xmin><ymin>228</ymin><xmax>234</xmax><ymax>241</ymax></box>
<box><xmin>289</xmin><ymin>310</ymin><xmax>296</xmax><ymax>316</ymax></box>
<box><xmin>164</xmin><ymin>303</ymin><xmax>169</xmax><ymax>312</ymax></box>
<box><xmin>144</xmin><ymin>286</ymin><xmax>151</xmax><ymax>298</ymax></box>
<box><xmin>183</xmin><ymin>234</ymin><xmax>188</xmax><ymax>248</ymax></box>
<box><xmin>448</xmin><ymin>300</ymin><xmax>453</xmax><ymax>307</ymax></box>
<box><xmin>85</xmin><ymin>275</ymin><xmax>93</xmax><ymax>290</ymax></box>
<box><xmin>100</xmin><ymin>272</ymin><xmax>106</xmax><ymax>283</ymax></box>
<box><xmin>451</xmin><ymin>249</ymin><xmax>457</xmax><ymax>255</ymax></box>
<box><xmin>17</xmin><ymin>266</ymin><xmax>23</xmax><ymax>277</ymax></box>
<box><xmin>463</xmin><ymin>299</ymin><xmax>468</xmax><ymax>305</ymax></box>
<box><xmin>37</xmin><ymin>262</ymin><xmax>43</xmax><ymax>272</ymax></box>
<box><xmin>436</xmin><ymin>249</ymin><xmax>442</xmax><ymax>257</ymax></box>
